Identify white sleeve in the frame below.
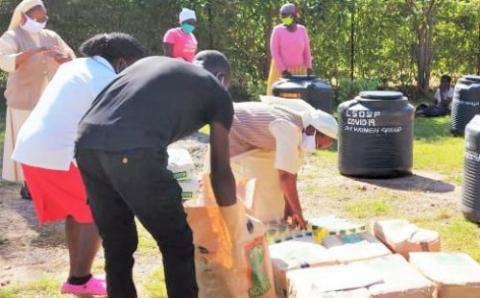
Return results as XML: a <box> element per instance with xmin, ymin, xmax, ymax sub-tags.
<box><xmin>448</xmin><ymin>87</ymin><xmax>454</xmax><ymax>99</ymax></box>
<box><xmin>269</xmin><ymin>119</ymin><xmax>303</xmax><ymax>174</ymax></box>
<box><xmin>0</xmin><ymin>32</ymin><xmax>19</xmax><ymax>72</ymax></box>
<box><xmin>434</xmin><ymin>89</ymin><xmax>441</xmax><ymax>104</ymax></box>
<box><xmin>54</xmin><ymin>32</ymin><xmax>76</xmax><ymax>59</ymax></box>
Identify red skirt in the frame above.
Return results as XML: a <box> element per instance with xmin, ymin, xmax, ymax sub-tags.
<box><xmin>22</xmin><ymin>163</ymin><xmax>94</xmax><ymax>224</ymax></box>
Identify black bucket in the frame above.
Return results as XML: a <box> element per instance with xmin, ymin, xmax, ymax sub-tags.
<box><xmin>451</xmin><ymin>75</ymin><xmax>480</xmax><ymax>136</ymax></box>
<box><xmin>272</xmin><ymin>75</ymin><xmax>333</xmax><ymax>113</ymax></box>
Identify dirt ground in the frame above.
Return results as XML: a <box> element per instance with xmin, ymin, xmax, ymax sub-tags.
<box><xmin>0</xmin><ymin>132</ymin><xmax>461</xmax><ymax>291</ymax></box>
<box><xmin>0</xmin><ymin>133</ymin><xmax>209</xmax><ymax>291</ymax></box>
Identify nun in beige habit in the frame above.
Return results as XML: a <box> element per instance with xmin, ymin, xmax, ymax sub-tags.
<box><xmin>0</xmin><ymin>0</ymin><xmax>75</xmax><ymax>186</ymax></box>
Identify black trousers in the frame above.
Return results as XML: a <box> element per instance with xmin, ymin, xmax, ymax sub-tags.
<box><xmin>76</xmin><ymin>148</ymin><xmax>198</xmax><ymax>298</ymax></box>
<box><xmin>416</xmin><ymin>103</ymin><xmax>450</xmax><ymax>117</ymax></box>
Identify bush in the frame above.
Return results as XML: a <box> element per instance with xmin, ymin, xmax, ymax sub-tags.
<box><xmin>335</xmin><ymin>78</ymin><xmax>381</xmax><ymax>103</ymax></box>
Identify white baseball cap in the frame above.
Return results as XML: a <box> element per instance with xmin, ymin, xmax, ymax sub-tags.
<box><xmin>302</xmin><ymin>109</ymin><xmax>338</xmax><ymax>140</ymax></box>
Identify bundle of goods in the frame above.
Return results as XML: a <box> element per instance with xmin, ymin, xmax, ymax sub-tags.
<box><xmin>354</xmin><ymin>254</ymin><xmax>435</xmax><ymax>298</ymax></box>
<box><xmin>269</xmin><ymin>240</ymin><xmax>337</xmax><ymax>297</ymax></box>
<box><xmin>167</xmin><ymin>148</ymin><xmax>199</xmax><ymax>201</ymax></box>
<box><xmin>410</xmin><ymin>252</ymin><xmax>480</xmax><ymax>298</ymax></box>
<box><xmin>287</xmin><ymin>263</ymin><xmax>382</xmax><ymax>298</ymax></box>
<box><xmin>307</xmin><ymin>216</ymin><xmax>366</xmax><ymax>244</ymax></box>
<box><xmin>266</xmin><ymin>220</ymin><xmax>313</xmax><ymax>244</ymax></box>
<box><xmin>373</xmin><ymin>219</ymin><xmax>440</xmax><ymax>259</ymax></box>
<box><xmin>323</xmin><ymin>232</ymin><xmax>391</xmax><ymax>264</ymax></box>
<box><xmin>305</xmin><ymin>216</ymin><xmax>390</xmax><ymax>264</ymax></box>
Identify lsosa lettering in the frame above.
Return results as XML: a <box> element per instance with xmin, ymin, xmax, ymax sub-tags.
<box><xmin>345</xmin><ymin>110</ymin><xmax>381</xmax><ymax>118</ymax></box>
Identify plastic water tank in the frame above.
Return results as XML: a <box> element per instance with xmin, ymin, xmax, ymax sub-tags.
<box><xmin>451</xmin><ymin>75</ymin><xmax>480</xmax><ymax>136</ymax></box>
<box><xmin>462</xmin><ymin>115</ymin><xmax>480</xmax><ymax>223</ymax></box>
<box><xmin>272</xmin><ymin>75</ymin><xmax>333</xmax><ymax>113</ymax></box>
<box><xmin>338</xmin><ymin>91</ymin><xmax>414</xmax><ymax>178</ymax></box>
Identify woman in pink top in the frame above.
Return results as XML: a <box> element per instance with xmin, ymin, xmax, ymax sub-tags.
<box><xmin>267</xmin><ymin>3</ymin><xmax>313</xmax><ymax>94</ymax></box>
<box><xmin>163</xmin><ymin>8</ymin><xmax>198</xmax><ymax>62</ymax></box>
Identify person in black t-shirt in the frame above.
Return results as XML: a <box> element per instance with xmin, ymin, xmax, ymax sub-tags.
<box><xmin>75</xmin><ymin>51</ymin><xmax>236</xmax><ymax>298</ymax></box>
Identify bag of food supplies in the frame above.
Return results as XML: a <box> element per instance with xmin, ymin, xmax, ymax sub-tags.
<box><xmin>185</xmin><ymin>175</ymin><xmax>276</xmax><ymax>298</ymax></box>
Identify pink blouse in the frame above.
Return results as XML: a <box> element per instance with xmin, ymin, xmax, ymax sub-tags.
<box><xmin>270</xmin><ymin>24</ymin><xmax>313</xmax><ymax>72</ymax></box>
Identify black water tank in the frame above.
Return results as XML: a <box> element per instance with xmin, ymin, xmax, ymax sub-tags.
<box><xmin>338</xmin><ymin>91</ymin><xmax>414</xmax><ymax>178</ymax></box>
<box><xmin>462</xmin><ymin>115</ymin><xmax>480</xmax><ymax>223</ymax></box>
<box><xmin>451</xmin><ymin>75</ymin><xmax>480</xmax><ymax>136</ymax></box>
<box><xmin>272</xmin><ymin>75</ymin><xmax>333</xmax><ymax>113</ymax></box>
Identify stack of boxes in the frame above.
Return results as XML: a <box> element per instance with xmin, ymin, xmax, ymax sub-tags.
<box><xmin>165</xmin><ymin>148</ymin><xmax>480</xmax><ymax>297</ymax></box>
<box><xmin>268</xmin><ymin>217</ymin><xmax>480</xmax><ymax>298</ymax></box>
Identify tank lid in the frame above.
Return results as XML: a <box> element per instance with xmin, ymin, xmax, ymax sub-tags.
<box><xmin>359</xmin><ymin>91</ymin><xmax>404</xmax><ymax>100</ymax></box>
<box><xmin>463</xmin><ymin>75</ymin><xmax>480</xmax><ymax>82</ymax></box>
<box><xmin>467</xmin><ymin>115</ymin><xmax>480</xmax><ymax>128</ymax></box>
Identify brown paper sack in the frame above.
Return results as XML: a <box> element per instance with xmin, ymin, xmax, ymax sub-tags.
<box><xmin>185</xmin><ymin>175</ymin><xmax>276</xmax><ymax>298</ymax></box>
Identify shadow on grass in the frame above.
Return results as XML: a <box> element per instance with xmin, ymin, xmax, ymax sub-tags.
<box><xmin>353</xmin><ymin>173</ymin><xmax>455</xmax><ymax>193</ymax></box>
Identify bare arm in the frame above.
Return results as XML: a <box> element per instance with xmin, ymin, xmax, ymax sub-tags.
<box><xmin>163</xmin><ymin>43</ymin><xmax>174</xmax><ymax>57</ymax></box>
<box><xmin>210</xmin><ymin>121</ymin><xmax>236</xmax><ymax>207</ymax></box>
<box><xmin>278</xmin><ymin>170</ymin><xmax>306</xmax><ymax>228</ymax></box>
<box><xmin>15</xmin><ymin>47</ymin><xmax>51</xmax><ymax>69</ymax></box>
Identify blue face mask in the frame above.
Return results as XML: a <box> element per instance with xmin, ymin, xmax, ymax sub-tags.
<box><xmin>181</xmin><ymin>23</ymin><xmax>195</xmax><ymax>34</ymax></box>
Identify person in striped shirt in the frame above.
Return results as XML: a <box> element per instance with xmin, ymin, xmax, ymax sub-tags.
<box><xmin>228</xmin><ymin>99</ymin><xmax>337</xmax><ymax>228</ymax></box>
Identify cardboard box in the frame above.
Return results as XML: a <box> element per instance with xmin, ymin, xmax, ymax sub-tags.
<box><xmin>410</xmin><ymin>252</ymin><xmax>480</xmax><ymax>298</ymax></box>
<box><xmin>355</xmin><ymin>254</ymin><xmax>435</xmax><ymax>298</ymax></box>
<box><xmin>374</xmin><ymin>220</ymin><xmax>440</xmax><ymax>259</ymax></box>
<box><xmin>323</xmin><ymin>232</ymin><xmax>391</xmax><ymax>263</ymax></box>
<box><xmin>269</xmin><ymin>240</ymin><xmax>337</xmax><ymax>297</ymax></box>
<box><xmin>300</xmin><ymin>289</ymin><xmax>372</xmax><ymax>298</ymax></box>
<box><xmin>178</xmin><ymin>179</ymin><xmax>199</xmax><ymax>201</ymax></box>
<box><xmin>167</xmin><ymin>148</ymin><xmax>195</xmax><ymax>181</ymax></box>
<box><xmin>287</xmin><ymin>263</ymin><xmax>382</xmax><ymax>298</ymax></box>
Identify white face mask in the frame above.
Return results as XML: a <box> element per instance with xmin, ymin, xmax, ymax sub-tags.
<box><xmin>21</xmin><ymin>15</ymin><xmax>47</xmax><ymax>33</ymax></box>
<box><xmin>301</xmin><ymin>132</ymin><xmax>317</xmax><ymax>152</ymax></box>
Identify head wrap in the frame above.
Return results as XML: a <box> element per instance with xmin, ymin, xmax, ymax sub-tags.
<box><xmin>179</xmin><ymin>8</ymin><xmax>196</xmax><ymax>23</ymax></box>
<box><xmin>280</xmin><ymin>3</ymin><xmax>298</xmax><ymax>16</ymax></box>
<box><xmin>260</xmin><ymin>95</ymin><xmax>338</xmax><ymax>139</ymax></box>
<box><xmin>8</xmin><ymin>0</ymin><xmax>45</xmax><ymax>30</ymax></box>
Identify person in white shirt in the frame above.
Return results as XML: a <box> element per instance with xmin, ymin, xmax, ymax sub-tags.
<box><xmin>416</xmin><ymin>75</ymin><xmax>454</xmax><ymax>117</ymax></box>
<box><xmin>434</xmin><ymin>75</ymin><xmax>454</xmax><ymax>108</ymax></box>
<box><xmin>11</xmin><ymin>32</ymin><xmax>146</xmax><ymax>296</ymax></box>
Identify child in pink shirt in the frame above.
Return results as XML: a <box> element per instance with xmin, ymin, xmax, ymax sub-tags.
<box><xmin>163</xmin><ymin>8</ymin><xmax>198</xmax><ymax>62</ymax></box>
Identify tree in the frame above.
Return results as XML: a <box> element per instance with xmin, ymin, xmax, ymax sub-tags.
<box><xmin>405</xmin><ymin>0</ymin><xmax>440</xmax><ymax>93</ymax></box>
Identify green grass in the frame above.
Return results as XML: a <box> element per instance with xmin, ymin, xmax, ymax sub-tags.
<box><xmin>413</xmin><ymin>116</ymin><xmax>464</xmax><ymax>184</ymax></box>
<box><xmin>412</xmin><ymin>216</ymin><xmax>480</xmax><ymax>261</ymax></box>
<box><xmin>143</xmin><ymin>268</ymin><xmax>168</xmax><ymax>298</ymax></box>
<box><xmin>137</xmin><ymin>221</ymin><xmax>158</xmax><ymax>255</ymax></box>
<box><xmin>0</xmin><ymin>277</ymin><xmax>63</xmax><ymax>298</ymax></box>
<box><xmin>345</xmin><ymin>198</ymin><xmax>392</xmax><ymax>219</ymax></box>
<box><xmin>199</xmin><ymin>125</ymin><xmax>210</xmax><ymax>135</ymax></box>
